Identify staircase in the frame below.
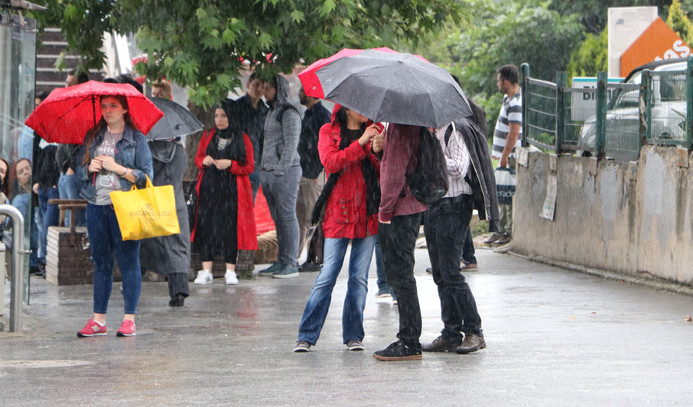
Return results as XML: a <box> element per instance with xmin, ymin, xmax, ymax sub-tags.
<box><xmin>35</xmin><ymin>27</ymin><xmax>104</xmax><ymax>92</ymax></box>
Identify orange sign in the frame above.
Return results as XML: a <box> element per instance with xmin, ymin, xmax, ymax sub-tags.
<box><xmin>620</xmin><ymin>17</ymin><xmax>691</xmax><ymax>77</ymax></box>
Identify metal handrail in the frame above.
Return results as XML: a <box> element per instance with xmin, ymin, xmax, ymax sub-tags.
<box><xmin>0</xmin><ymin>204</ymin><xmax>27</xmax><ymax>332</ymax></box>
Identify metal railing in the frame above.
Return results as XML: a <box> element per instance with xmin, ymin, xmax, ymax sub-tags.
<box><xmin>524</xmin><ymin>75</ymin><xmax>557</xmax><ymax>152</ymax></box>
<box><xmin>0</xmin><ymin>204</ymin><xmax>27</xmax><ymax>332</ymax></box>
<box><xmin>522</xmin><ymin>56</ymin><xmax>693</xmax><ymax>161</ymax></box>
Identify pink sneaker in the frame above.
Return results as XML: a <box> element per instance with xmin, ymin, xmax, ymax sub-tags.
<box><xmin>77</xmin><ymin>319</ymin><xmax>107</xmax><ymax>337</ymax></box>
<box><xmin>116</xmin><ymin>320</ymin><xmax>136</xmax><ymax>337</ymax></box>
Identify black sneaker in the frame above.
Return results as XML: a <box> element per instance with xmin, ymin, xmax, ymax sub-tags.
<box><xmin>373</xmin><ymin>340</ymin><xmax>422</xmax><ymax>361</ymax></box>
<box><xmin>299</xmin><ymin>261</ymin><xmax>321</xmax><ymax>272</ymax></box>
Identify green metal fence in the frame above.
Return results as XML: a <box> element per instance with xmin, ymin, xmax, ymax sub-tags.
<box><xmin>524</xmin><ymin>76</ymin><xmax>557</xmax><ymax>151</ymax></box>
<box><xmin>521</xmin><ymin>56</ymin><xmax>693</xmax><ymax>162</ymax></box>
<box><xmin>603</xmin><ymin>81</ymin><xmax>641</xmax><ymax>161</ymax></box>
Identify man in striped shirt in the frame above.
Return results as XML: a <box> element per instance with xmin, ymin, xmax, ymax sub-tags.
<box><xmin>487</xmin><ymin>64</ymin><xmax>522</xmax><ymax>245</ymax></box>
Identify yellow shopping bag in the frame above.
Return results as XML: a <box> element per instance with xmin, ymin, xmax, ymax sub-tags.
<box><xmin>110</xmin><ymin>175</ymin><xmax>180</xmax><ymax>241</ymax></box>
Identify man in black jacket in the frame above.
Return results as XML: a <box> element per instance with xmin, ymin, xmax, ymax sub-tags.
<box><xmin>296</xmin><ymin>87</ymin><xmax>330</xmax><ymax>271</ymax></box>
<box><xmin>235</xmin><ymin>72</ymin><xmax>269</xmax><ymax>201</ymax></box>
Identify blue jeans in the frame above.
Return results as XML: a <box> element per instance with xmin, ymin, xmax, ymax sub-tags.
<box><xmin>11</xmin><ymin>192</ymin><xmax>40</xmax><ymax>268</ymax></box>
<box><xmin>58</xmin><ymin>173</ymin><xmax>86</xmax><ymax>226</ymax></box>
<box><xmin>86</xmin><ymin>204</ymin><xmax>142</xmax><ymax>315</ymax></box>
<box><xmin>261</xmin><ymin>167</ymin><xmax>301</xmax><ymax>267</ymax></box>
<box><xmin>298</xmin><ymin>235</ymin><xmax>375</xmax><ymax>345</ymax></box>
<box><xmin>38</xmin><ymin>187</ymin><xmax>60</xmax><ymax>264</ymax></box>
<box><xmin>29</xmin><ymin>214</ymin><xmax>39</xmax><ymax>268</ymax></box>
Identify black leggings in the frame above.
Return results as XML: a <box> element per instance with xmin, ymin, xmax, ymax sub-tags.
<box><xmin>199</xmin><ymin>245</ymin><xmax>237</xmax><ymax>265</ymax></box>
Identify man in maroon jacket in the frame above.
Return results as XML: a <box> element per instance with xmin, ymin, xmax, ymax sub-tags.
<box><xmin>372</xmin><ymin>123</ymin><xmax>428</xmax><ymax>361</ymax></box>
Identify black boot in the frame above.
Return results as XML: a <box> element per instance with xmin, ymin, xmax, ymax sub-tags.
<box><xmin>169</xmin><ymin>294</ymin><xmax>186</xmax><ymax>307</ymax></box>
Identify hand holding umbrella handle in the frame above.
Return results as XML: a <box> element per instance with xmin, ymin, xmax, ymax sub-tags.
<box><xmin>97</xmin><ymin>155</ymin><xmax>121</xmax><ymax>173</ymax></box>
<box><xmin>359</xmin><ymin>124</ymin><xmax>381</xmax><ymax>147</ymax></box>
<box><xmin>371</xmin><ymin>133</ymin><xmax>385</xmax><ymax>153</ymax></box>
<box><xmin>88</xmin><ymin>158</ymin><xmax>103</xmax><ymax>173</ymax></box>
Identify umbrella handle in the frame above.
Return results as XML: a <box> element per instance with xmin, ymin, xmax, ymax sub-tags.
<box><xmin>92</xmin><ymin>95</ymin><xmax>96</xmax><ymax>127</ymax></box>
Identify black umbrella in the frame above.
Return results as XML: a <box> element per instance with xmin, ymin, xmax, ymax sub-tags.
<box><xmin>147</xmin><ymin>97</ymin><xmax>203</xmax><ymax>143</ymax></box>
<box><xmin>299</xmin><ymin>49</ymin><xmax>472</xmax><ymax>128</ymax></box>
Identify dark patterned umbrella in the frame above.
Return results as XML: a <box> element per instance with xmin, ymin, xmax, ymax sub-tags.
<box><xmin>299</xmin><ymin>49</ymin><xmax>471</xmax><ymax>128</ymax></box>
<box><xmin>147</xmin><ymin>97</ymin><xmax>203</xmax><ymax>143</ymax></box>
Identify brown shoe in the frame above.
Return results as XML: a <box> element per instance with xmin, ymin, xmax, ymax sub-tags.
<box><xmin>462</xmin><ymin>262</ymin><xmax>478</xmax><ymax>271</ymax></box>
<box><xmin>422</xmin><ymin>335</ymin><xmax>460</xmax><ymax>352</ymax></box>
<box><xmin>483</xmin><ymin>234</ymin><xmax>501</xmax><ymax>244</ymax></box>
<box><xmin>494</xmin><ymin>234</ymin><xmax>511</xmax><ymax>245</ymax></box>
<box><xmin>456</xmin><ymin>334</ymin><xmax>486</xmax><ymax>354</ymax></box>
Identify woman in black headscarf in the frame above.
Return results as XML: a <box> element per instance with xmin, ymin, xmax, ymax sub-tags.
<box><xmin>190</xmin><ymin>100</ymin><xmax>257</xmax><ymax>286</ymax></box>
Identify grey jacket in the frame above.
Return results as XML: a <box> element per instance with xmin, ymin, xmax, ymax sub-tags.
<box><xmin>261</xmin><ymin>75</ymin><xmax>301</xmax><ymax>175</ymax></box>
<box><xmin>453</xmin><ymin>117</ymin><xmax>501</xmax><ymax>233</ymax></box>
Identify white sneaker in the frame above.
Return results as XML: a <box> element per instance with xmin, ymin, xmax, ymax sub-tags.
<box><xmin>224</xmin><ymin>270</ymin><xmax>238</xmax><ymax>285</ymax></box>
<box><xmin>193</xmin><ymin>269</ymin><xmax>213</xmax><ymax>285</ymax></box>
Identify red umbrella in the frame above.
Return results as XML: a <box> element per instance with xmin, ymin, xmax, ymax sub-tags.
<box><xmin>25</xmin><ymin>80</ymin><xmax>164</xmax><ymax>144</ymax></box>
<box><xmin>299</xmin><ymin>47</ymin><xmax>428</xmax><ymax>98</ymax></box>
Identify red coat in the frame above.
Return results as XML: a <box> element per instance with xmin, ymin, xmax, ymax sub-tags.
<box><xmin>318</xmin><ymin>120</ymin><xmax>382</xmax><ymax>239</ymax></box>
<box><xmin>190</xmin><ymin>128</ymin><xmax>258</xmax><ymax>250</ymax></box>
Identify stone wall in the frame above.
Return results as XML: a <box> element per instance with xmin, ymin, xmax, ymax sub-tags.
<box><xmin>512</xmin><ymin>145</ymin><xmax>693</xmax><ymax>285</ymax></box>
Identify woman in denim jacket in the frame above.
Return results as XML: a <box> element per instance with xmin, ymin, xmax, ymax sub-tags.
<box><xmin>75</xmin><ymin>94</ymin><xmax>153</xmax><ymax>338</ymax></box>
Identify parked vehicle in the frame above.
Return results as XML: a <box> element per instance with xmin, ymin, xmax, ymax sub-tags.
<box><xmin>577</xmin><ymin>59</ymin><xmax>687</xmax><ymax>155</ymax></box>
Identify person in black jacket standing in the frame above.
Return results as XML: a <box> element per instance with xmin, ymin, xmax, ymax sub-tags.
<box><xmin>296</xmin><ymin>87</ymin><xmax>330</xmax><ymax>271</ymax></box>
<box><xmin>235</xmin><ymin>72</ymin><xmax>269</xmax><ymax>202</ymax></box>
<box><xmin>34</xmin><ymin>144</ymin><xmax>60</xmax><ymax>274</ymax></box>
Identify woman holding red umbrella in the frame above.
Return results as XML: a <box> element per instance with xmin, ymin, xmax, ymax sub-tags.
<box><xmin>293</xmin><ymin>106</ymin><xmax>382</xmax><ymax>352</ymax></box>
<box><xmin>75</xmin><ymin>94</ymin><xmax>153</xmax><ymax>338</ymax></box>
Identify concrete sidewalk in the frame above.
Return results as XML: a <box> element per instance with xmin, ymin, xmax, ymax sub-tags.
<box><xmin>2</xmin><ymin>247</ymin><xmax>693</xmax><ymax>406</ymax></box>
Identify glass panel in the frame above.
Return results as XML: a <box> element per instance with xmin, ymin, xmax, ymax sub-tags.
<box><xmin>0</xmin><ymin>13</ymin><xmax>37</xmax><ymax>303</ymax></box>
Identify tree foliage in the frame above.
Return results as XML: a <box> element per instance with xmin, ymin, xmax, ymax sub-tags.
<box><xmin>566</xmin><ymin>29</ymin><xmax>608</xmax><ymax>84</ymax></box>
<box><xmin>667</xmin><ymin>0</ymin><xmax>693</xmax><ymax>43</ymax></box>
<box><xmin>31</xmin><ymin>0</ymin><xmax>463</xmax><ymax>107</ymax></box>
<box><xmin>436</xmin><ymin>0</ymin><xmax>584</xmax><ymax>131</ymax></box>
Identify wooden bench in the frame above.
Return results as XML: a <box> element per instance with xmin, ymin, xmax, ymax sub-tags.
<box><xmin>48</xmin><ymin>198</ymin><xmax>88</xmax><ymax>238</ymax></box>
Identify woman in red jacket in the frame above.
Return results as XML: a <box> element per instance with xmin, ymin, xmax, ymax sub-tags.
<box><xmin>191</xmin><ymin>101</ymin><xmax>257</xmax><ymax>285</ymax></box>
<box><xmin>293</xmin><ymin>106</ymin><xmax>383</xmax><ymax>353</ymax></box>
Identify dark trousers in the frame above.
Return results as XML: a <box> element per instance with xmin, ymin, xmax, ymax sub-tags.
<box><xmin>379</xmin><ymin>212</ymin><xmax>423</xmax><ymax>345</ymax></box>
<box><xmin>140</xmin><ymin>143</ymin><xmax>190</xmax><ymax>299</ymax></box>
<box><xmin>307</xmin><ymin>224</ymin><xmax>324</xmax><ymax>264</ymax></box>
<box><xmin>462</xmin><ymin>228</ymin><xmax>476</xmax><ymax>264</ymax></box>
<box><xmin>424</xmin><ymin>195</ymin><xmax>482</xmax><ymax>342</ymax></box>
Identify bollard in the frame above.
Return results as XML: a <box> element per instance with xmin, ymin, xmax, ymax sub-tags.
<box><xmin>0</xmin><ymin>204</ymin><xmax>28</xmax><ymax>332</ymax></box>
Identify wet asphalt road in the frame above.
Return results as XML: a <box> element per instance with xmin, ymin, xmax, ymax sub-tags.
<box><xmin>2</xmin><ymin>247</ymin><xmax>693</xmax><ymax>406</ymax></box>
